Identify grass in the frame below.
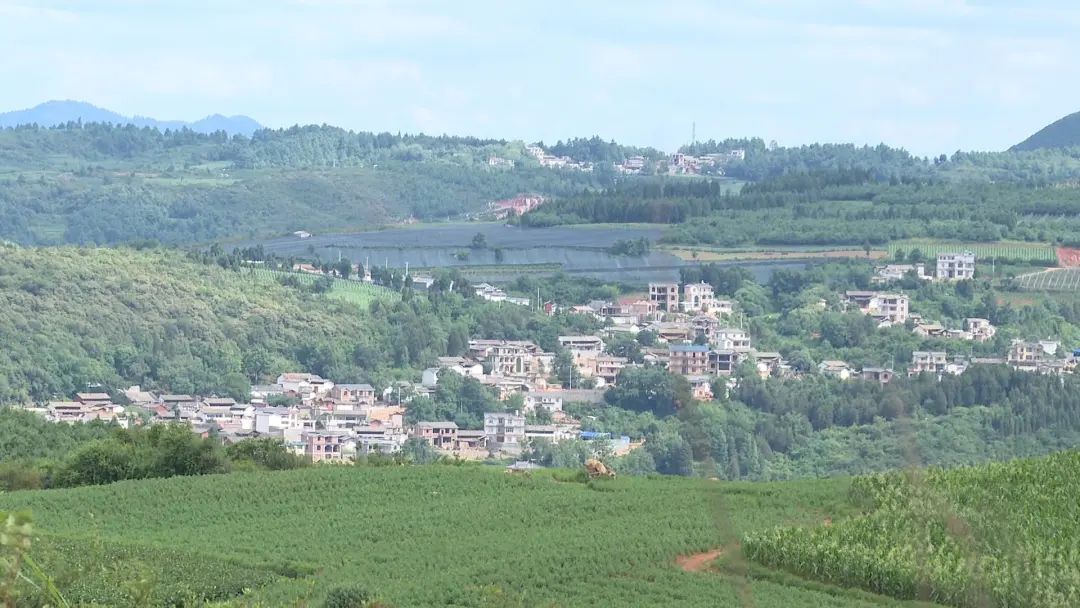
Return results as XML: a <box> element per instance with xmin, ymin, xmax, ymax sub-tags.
<box><xmin>243</xmin><ymin>267</ymin><xmax>400</xmax><ymax>306</ymax></box>
<box><xmin>0</xmin><ymin>466</ymin><xmax>946</xmax><ymax>608</ymax></box>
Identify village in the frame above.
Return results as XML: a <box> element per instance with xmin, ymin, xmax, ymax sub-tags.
<box><xmin>20</xmin><ymin>250</ymin><xmax>1080</xmax><ymax>465</ymax></box>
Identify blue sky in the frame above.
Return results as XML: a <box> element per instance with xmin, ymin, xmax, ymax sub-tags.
<box><xmin>2</xmin><ymin>0</ymin><xmax>1078</xmax><ymax>156</ymax></box>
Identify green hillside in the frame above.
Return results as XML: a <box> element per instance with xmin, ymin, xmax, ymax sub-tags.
<box><xmin>0</xmin><ymin>245</ymin><xmax>382</xmax><ymax>404</ymax></box>
<box><xmin>0</xmin><ymin>245</ymin><xmax>597</xmax><ymax>405</ymax></box>
<box><xmin>1011</xmin><ymin>111</ymin><xmax>1080</xmax><ymax>151</ymax></box>
<box><xmin>0</xmin><ymin>464</ymin><xmax>935</xmax><ymax>608</ymax></box>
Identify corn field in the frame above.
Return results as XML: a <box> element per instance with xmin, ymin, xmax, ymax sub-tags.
<box><xmin>744</xmin><ymin>451</ymin><xmax>1080</xmax><ymax>607</ymax></box>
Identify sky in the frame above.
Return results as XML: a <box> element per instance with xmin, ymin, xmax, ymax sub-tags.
<box><xmin>1</xmin><ymin>0</ymin><xmax>1079</xmax><ymax>156</ymax></box>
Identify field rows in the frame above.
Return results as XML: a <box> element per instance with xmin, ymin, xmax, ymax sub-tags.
<box><xmin>888</xmin><ymin>241</ymin><xmax>1056</xmax><ymax>262</ymax></box>
<box><xmin>1013</xmin><ymin>268</ymin><xmax>1080</xmax><ymax>291</ymax></box>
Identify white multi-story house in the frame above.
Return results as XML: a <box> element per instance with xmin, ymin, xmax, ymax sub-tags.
<box><xmin>557</xmin><ymin>335</ymin><xmax>605</xmax><ymax>353</ymax></box>
<box><xmin>910</xmin><ymin>351</ymin><xmax>948</xmax><ymax>375</ymax></box>
<box><xmin>682</xmin><ymin>282</ymin><xmax>716</xmax><ymax>313</ymax></box>
<box><xmin>936</xmin><ymin>252</ymin><xmax>976</xmax><ymax>281</ymax></box>
<box><xmin>484</xmin><ymin>412</ymin><xmax>526</xmax><ymax>452</ymax></box>
<box><xmin>714</xmin><ymin>328</ymin><xmax>751</xmax><ymax>351</ymax></box>
<box><xmin>964</xmin><ymin>318</ymin><xmax>996</xmax><ymax>342</ymax></box>
<box><xmin>649</xmin><ymin>282</ymin><xmax>680</xmax><ymax>312</ymax></box>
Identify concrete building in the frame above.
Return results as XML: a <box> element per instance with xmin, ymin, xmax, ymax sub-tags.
<box><xmin>964</xmin><ymin>318</ymin><xmax>996</xmax><ymax>342</ymax></box>
<box><xmin>484</xmin><ymin>412</ymin><xmax>526</xmax><ymax>452</ymax></box>
<box><xmin>668</xmin><ymin>343</ymin><xmax>711</xmax><ymax>376</ymax></box>
<box><xmin>649</xmin><ymin>282</ymin><xmax>680</xmax><ymax>312</ymax></box>
<box><xmin>682</xmin><ymin>282</ymin><xmax>716</xmax><ymax>313</ymax></box>
<box><xmin>910</xmin><ymin>351</ymin><xmax>948</xmax><ymax>375</ymax></box>
<box><xmin>936</xmin><ymin>252</ymin><xmax>976</xmax><ymax>281</ymax></box>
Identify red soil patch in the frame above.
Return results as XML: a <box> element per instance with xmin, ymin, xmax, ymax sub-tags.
<box><xmin>676</xmin><ymin>549</ymin><xmax>724</xmax><ymax>572</ymax></box>
<box><xmin>1058</xmin><ymin>247</ymin><xmax>1080</xmax><ymax>268</ymax></box>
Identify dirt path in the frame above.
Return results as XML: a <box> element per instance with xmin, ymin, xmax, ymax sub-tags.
<box><xmin>676</xmin><ymin>549</ymin><xmax>724</xmax><ymax>572</ymax></box>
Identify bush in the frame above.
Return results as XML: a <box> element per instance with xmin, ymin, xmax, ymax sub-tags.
<box><xmin>323</xmin><ymin>584</ymin><xmax>373</xmax><ymax>608</ymax></box>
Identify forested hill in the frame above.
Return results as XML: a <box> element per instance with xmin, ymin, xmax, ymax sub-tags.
<box><xmin>1012</xmin><ymin>110</ymin><xmax>1080</xmax><ymax>151</ymax></box>
<box><xmin>0</xmin><ymin>245</ymin><xmax>596</xmax><ymax>406</ymax></box>
<box><xmin>0</xmin><ymin>124</ymin><xmax>609</xmax><ymax>245</ymax></box>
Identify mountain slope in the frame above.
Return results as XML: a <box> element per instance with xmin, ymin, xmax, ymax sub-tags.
<box><xmin>0</xmin><ymin>246</ymin><xmax>373</xmax><ymax>403</ymax></box>
<box><xmin>0</xmin><ymin>100</ymin><xmax>262</xmax><ymax>136</ymax></box>
<box><xmin>1011</xmin><ymin>110</ymin><xmax>1080</xmax><ymax>151</ymax></box>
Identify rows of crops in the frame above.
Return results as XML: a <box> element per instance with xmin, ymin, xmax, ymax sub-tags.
<box><xmin>0</xmin><ymin>467</ymin><xmax>905</xmax><ymax>607</ymax></box>
<box><xmin>244</xmin><ymin>267</ymin><xmax>400</xmax><ymax>306</ymax></box>
<box><xmin>887</xmin><ymin>241</ymin><xmax>1056</xmax><ymax>263</ymax></box>
<box><xmin>744</xmin><ymin>450</ymin><xmax>1080</xmax><ymax>607</ymax></box>
<box><xmin>1013</xmin><ymin>268</ymin><xmax>1080</xmax><ymax>291</ymax></box>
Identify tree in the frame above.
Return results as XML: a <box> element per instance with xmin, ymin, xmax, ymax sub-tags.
<box><xmin>400</xmin><ymin>437</ymin><xmax>440</xmax><ymax>464</ymax></box>
<box><xmin>636</xmin><ymin>330</ymin><xmax>658</xmax><ymax>347</ymax></box>
<box><xmin>336</xmin><ymin>258</ymin><xmax>352</xmax><ymax>279</ymax></box>
<box><xmin>493</xmin><ymin>248</ymin><xmax>505</xmax><ymax>263</ymax></box>
<box><xmin>604</xmin><ymin>366</ymin><xmax>690</xmax><ymax>417</ymax></box>
<box><xmin>470</xmin><ymin>232</ymin><xmax>488</xmax><ymax>249</ymax></box>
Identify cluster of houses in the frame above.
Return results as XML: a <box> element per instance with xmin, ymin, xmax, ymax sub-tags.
<box><xmin>843</xmin><ymin>289</ymin><xmax>997</xmax><ymax>342</ymax></box>
<box><xmin>822</xmin><ymin>339</ymin><xmax>1078</xmax><ymax>382</ymax></box>
<box><xmin>25</xmin><ymin>369</ymin><xmax>637</xmax><ymax>463</ymax></box>
<box><xmin>872</xmin><ymin>251</ymin><xmax>977</xmax><ymax>285</ymax></box>
<box><xmin>524</xmin><ymin>145</ymin><xmax>593</xmax><ymax>171</ymax></box>
<box><xmin>615</xmin><ymin>150</ymin><xmax>746</xmax><ymax>175</ymax></box>
<box><xmin>473</xmin><ymin>283</ymin><xmax>532</xmax><ymax>306</ymax></box>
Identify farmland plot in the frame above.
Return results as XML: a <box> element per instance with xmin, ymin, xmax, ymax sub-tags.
<box><xmin>1013</xmin><ymin>268</ymin><xmax>1080</xmax><ymax>291</ymax></box>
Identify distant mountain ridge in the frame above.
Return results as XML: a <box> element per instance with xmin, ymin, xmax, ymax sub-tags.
<box><xmin>0</xmin><ymin>100</ymin><xmax>262</xmax><ymax>136</ymax></box>
<box><xmin>1012</xmin><ymin>110</ymin><xmax>1080</xmax><ymax>152</ymax></box>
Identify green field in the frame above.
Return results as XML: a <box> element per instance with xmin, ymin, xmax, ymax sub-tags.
<box><xmin>1013</xmin><ymin>268</ymin><xmax>1080</xmax><ymax>291</ymax></box>
<box><xmin>745</xmin><ymin>450</ymin><xmax>1080</xmax><ymax>608</ymax></box>
<box><xmin>0</xmin><ymin>466</ymin><xmax>948</xmax><ymax>608</ymax></box>
<box><xmin>244</xmin><ymin>267</ymin><xmax>400</xmax><ymax>306</ymax></box>
<box><xmin>887</xmin><ymin>240</ymin><xmax>1056</xmax><ymax>263</ymax></box>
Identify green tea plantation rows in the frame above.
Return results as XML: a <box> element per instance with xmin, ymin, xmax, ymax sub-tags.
<box><xmin>0</xmin><ymin>466</ymin><xmax>937</xmax><ymax>608</ymax></box>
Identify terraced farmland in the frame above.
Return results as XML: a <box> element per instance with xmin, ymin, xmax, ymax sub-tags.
<box><xmin>1013</xmin><ymin>268</ymin><xmax>1080</xmax><ymax>291</ymax></box>
<box><xmin>888</xmin><ymin>241</ymin><xmax>1056</xmax><ymax>263</ymax></box>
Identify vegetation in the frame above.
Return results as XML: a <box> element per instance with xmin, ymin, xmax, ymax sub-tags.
<box><xmin>0</xmin><ymin>123</ymin><xmax>614</xmax><ymax>245</ymax></box>
<box><xmin>887</xmin><ymin>240</ymin><xmax>1056</xmax><ymax>264</ymax></box>
<box><xmin>523</xmin><ymin>168</ymin><xmax>1080</xmax><ymax>249</ymax></box>
<box><xmin>0</xmin><ymin>246</ymin><xmax>597</xmax><ymax>405</ymax></box>
<box><xmin>0</xmin><ymin>410</ymin><xmax>306</xmax><ymax>492</ymax></box>
<box><xmin>0</xmin><ymin>464</ymin><xmax>918</xmax><ymax>607</ymax></box>
<box><xmin>746</xmin><ymin>450</ymin><xmax>1080</xmax><ymax>607</ymax></box>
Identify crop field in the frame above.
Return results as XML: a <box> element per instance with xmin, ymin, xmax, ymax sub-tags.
<box><xmin>0</xmin><ymin>466</ymin><xmax>944</xmax><ymax>608</ymax></box>
<box><xmin>888</xmin><ymin>240</ymin><xmax>1056</xmax><ymax>263</ymax></box>
<box><xmin>1012</xmin><ymin>268</ymin><xmax>1080</xmax><ymax>291</ymax></box>
<box><xmin>244</xmin><ymin>267</ymin><xmax>400</xmax><ymax>305</ymax></box>
<box><xmin>745</xmin><ymin>450</ymin><xmax>1080</xmax><ymax>608</ymax></box>
<box><xmin>661</xmin><ymin>245</ymin><xmax>887</xmax><ymax>262</ymax></box>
